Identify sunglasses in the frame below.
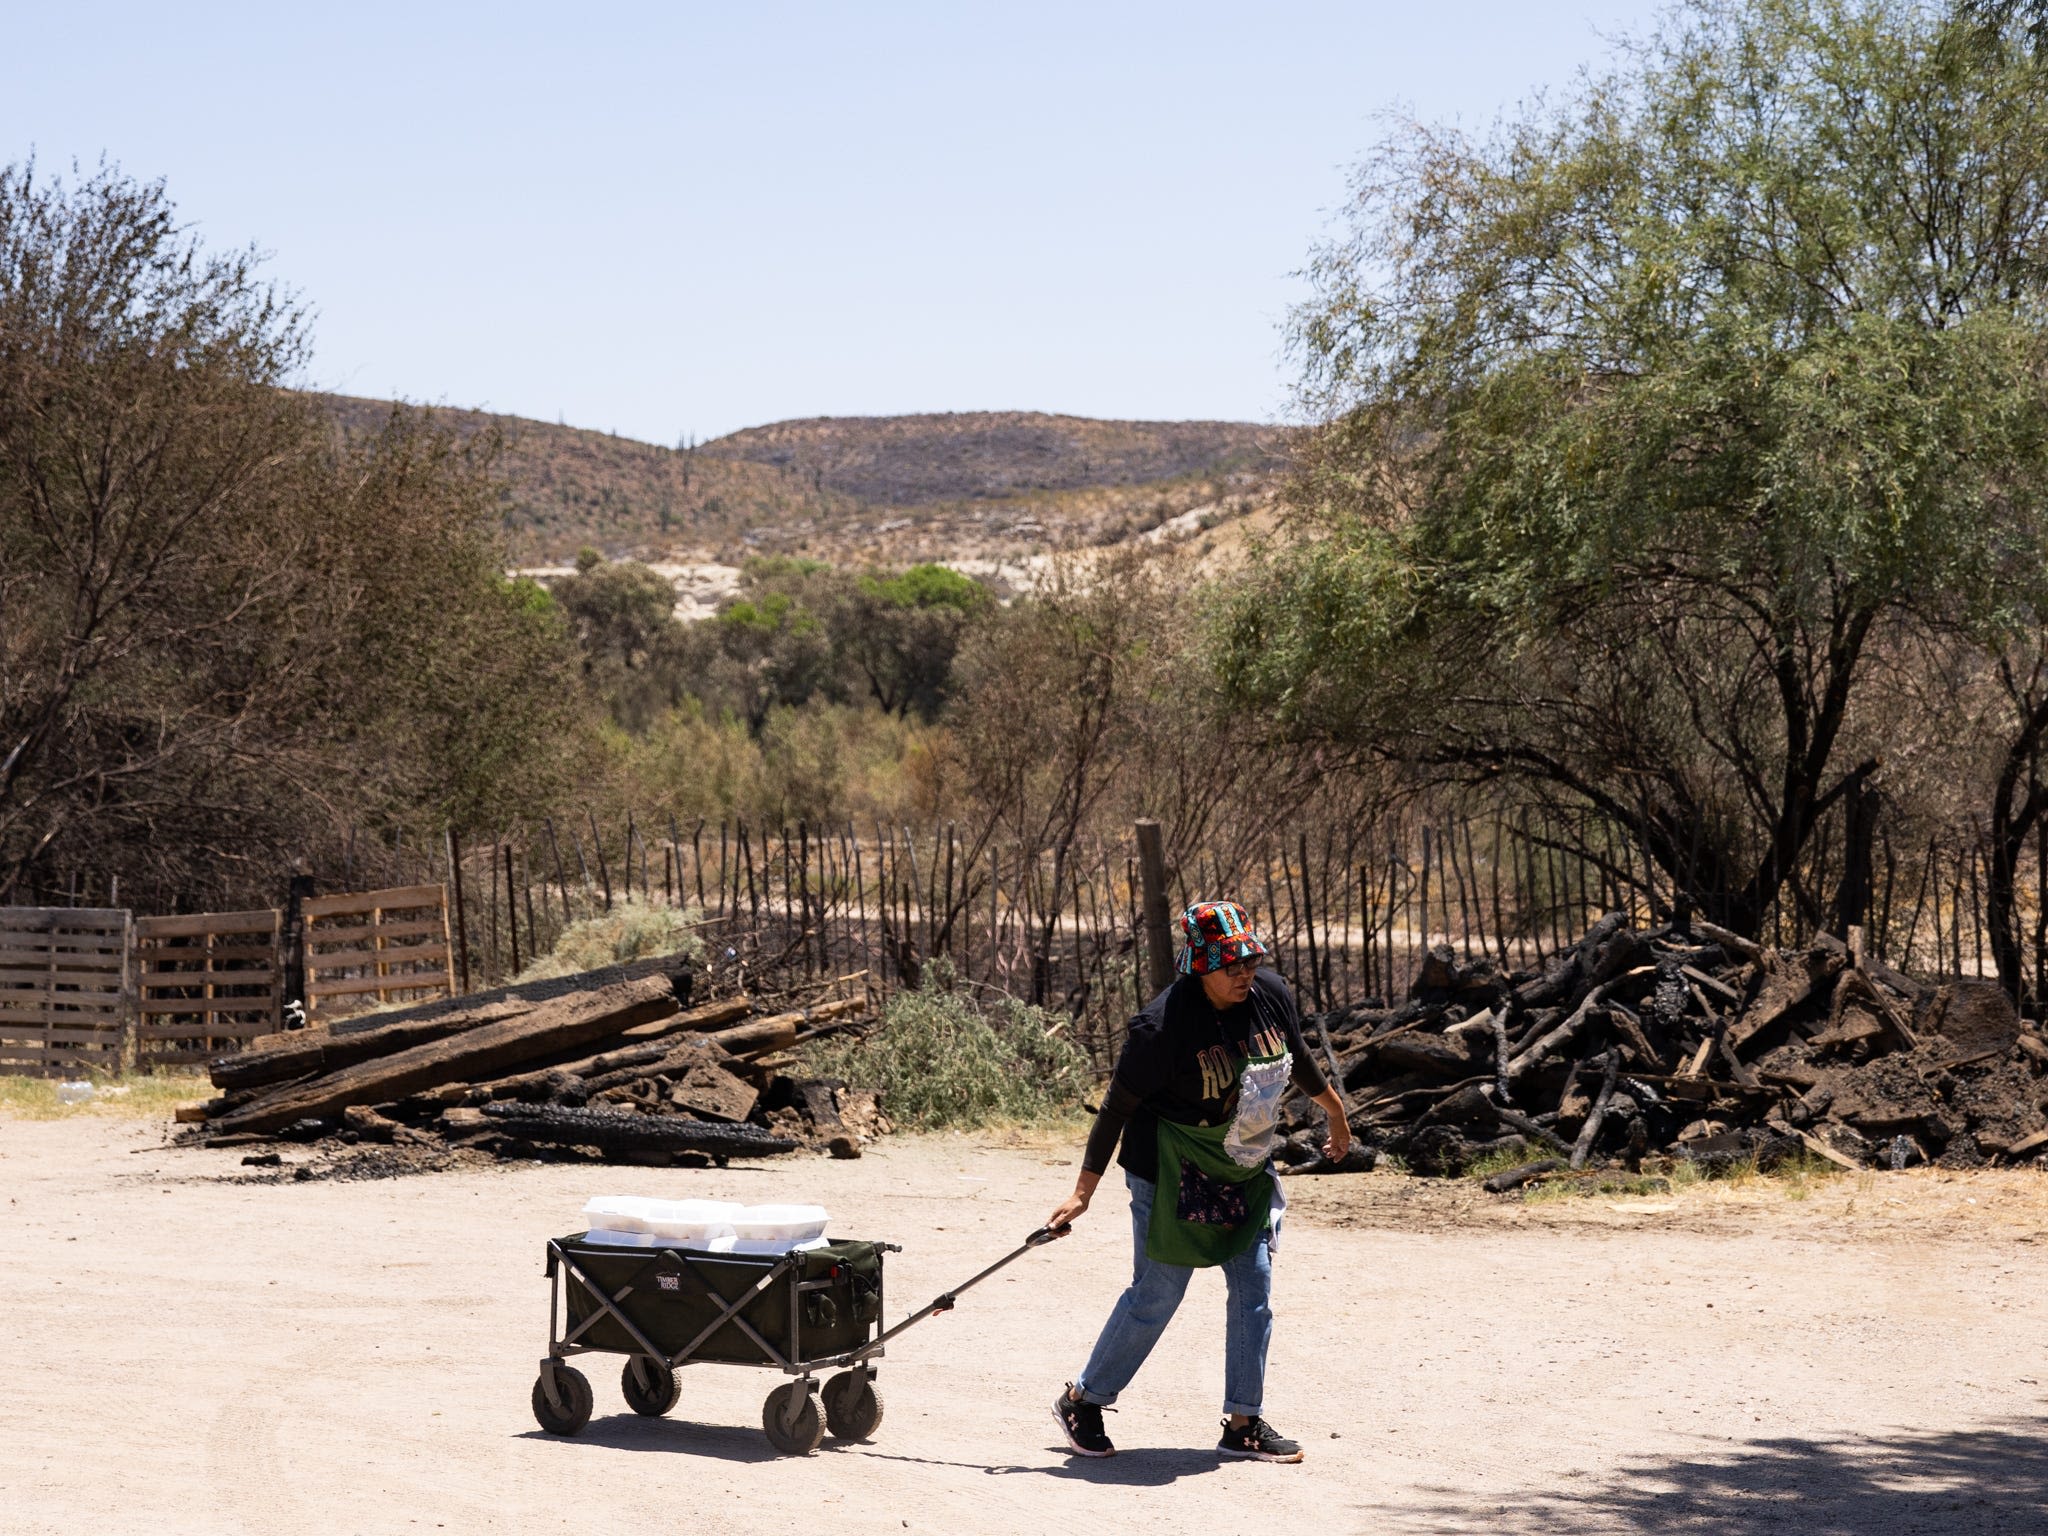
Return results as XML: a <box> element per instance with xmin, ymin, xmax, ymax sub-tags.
<box><xmin>1218</xmin><ymin>956</ymin><xmax>1262</xmax><ymax>978</ymax></box>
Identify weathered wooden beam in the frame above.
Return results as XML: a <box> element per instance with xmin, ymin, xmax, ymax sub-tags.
<box><xmin>705</xmin><ymin>1010</ymin><xmax>804</xmax><ymax>1059</ymax></box>
<box><xmin>210</xmin><ymin>976</ymin><xmax>680</xmax><ymax>1134</ymax></box>
<box><xmin>581</xmin><ymin>1035</ymin><xmax>740</xmax><ymax>1098</ymax></box>
<box><xmin>467</xmin><ymin>997</ymin><xmax>755</xmax><ymax>1101</ymax></box>
<box><xmin>208</xmin><ymin>998</ymin><xmax>534</xmax><ymax>1092</ymax></box>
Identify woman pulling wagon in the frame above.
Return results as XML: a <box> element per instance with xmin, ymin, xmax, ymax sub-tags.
<box><xmin>1048</xmin><ymin>899</ymin><xmax>1350</xmax><ymax>1462</ymax></box>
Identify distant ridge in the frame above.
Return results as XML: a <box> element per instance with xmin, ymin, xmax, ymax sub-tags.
<box><xmin>313</xmin><ymin>394</ymin><xmax>1283</xmax><ymax>565</ymax></box>
<box><xmin>707</xmin><ymin>411</ymin><xmax>1275</xmax><ymax>506</ymax></box>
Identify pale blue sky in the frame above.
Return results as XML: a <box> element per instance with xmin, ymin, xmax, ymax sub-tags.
<box><xmin>3</xmin><ymin>2</ymin><xmax>1665</xmax><ymax>441</ymax></box>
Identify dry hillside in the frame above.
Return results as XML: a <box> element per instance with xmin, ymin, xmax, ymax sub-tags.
<box><xmin>318</xmin><ymin>394</ymin><xmax>848</xmax><ymax>563</ymax></box>
<box><xmin>317</xmin><ymin>394</ymin><xmax>1286</xmax><ymax>567</ymax></box>
<box><xmin>710</xmin><ymin>411</ymin><xmax>1274</xmax><ymax>505</ymax></box>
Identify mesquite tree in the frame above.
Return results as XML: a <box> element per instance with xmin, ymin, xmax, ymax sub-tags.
<box><xmin>1225</xmin><ymin>0</ymin><xmax>2048</xmax><ymax>940</ymax></box>
<box><xmin>0</xmin><ymin>162</ymin><xmax>583</xmax><ymax>907</ymax></box>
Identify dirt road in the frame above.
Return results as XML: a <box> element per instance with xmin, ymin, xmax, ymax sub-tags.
<box><xmin>3</xmin><ymin>1117</ymin><xmax>2045</xmax><ymax>1535</ymax></box>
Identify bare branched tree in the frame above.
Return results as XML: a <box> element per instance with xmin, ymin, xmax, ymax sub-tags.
<box><xmin>0</xmin><ymin>160</ymin><xmax>310</xmax><ymax>897</ymax></box>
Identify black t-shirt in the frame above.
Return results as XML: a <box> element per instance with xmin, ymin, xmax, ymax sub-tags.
<box><xmin>1081</xmin><ymin>969</ymin><xmax>1328</xmax><ymax>1184</ymax></box>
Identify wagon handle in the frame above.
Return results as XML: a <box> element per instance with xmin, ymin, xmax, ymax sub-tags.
<box><xmin>855</xmin><ymin>1226</ymin><xmax>1069</xmax><ymax>1358</ymax></box>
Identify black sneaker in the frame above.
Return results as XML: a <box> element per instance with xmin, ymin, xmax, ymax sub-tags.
<box><xmin>1218</xmin><ymin>1416</ymin><xmax>1304</xmax><ymax>1462</ymax></box>
<box><xmin>1053</xmin><ymin>1384</ymin><xmax>1115</xmax><ymax>1457</ymax></box>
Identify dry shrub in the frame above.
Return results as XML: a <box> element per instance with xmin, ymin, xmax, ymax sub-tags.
<box><xmin>802</xmin><ymin>971</ymin><xmax>1092</xmax><ymax>1129</ymax></box>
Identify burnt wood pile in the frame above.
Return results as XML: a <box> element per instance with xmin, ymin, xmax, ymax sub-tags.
<box><xmin>1279</xmin><ymin>913</ymin><xmax>2048</xmax><ymax>1183</ymax></box>
<box><xmin>180</xmin><ymin>965</ymin><xmax>884</xmax><ymax>1166</ymax></box>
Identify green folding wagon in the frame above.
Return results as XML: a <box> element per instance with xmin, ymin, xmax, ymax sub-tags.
<box><xmin>531</xmin><ymin>1225</ymin><xmax>1064</xmax><ymax>1455</ymax></box>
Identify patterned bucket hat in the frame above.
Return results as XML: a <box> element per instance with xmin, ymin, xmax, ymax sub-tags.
<box><xmin>1176</xmin><ymin>900</ymin><xmax>1270</xmax><ymax>976</ymax></box>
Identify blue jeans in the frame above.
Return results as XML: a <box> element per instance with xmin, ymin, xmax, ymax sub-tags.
<box><xmin>1072</xmin><ymin>1171</ymin><xmax>1274</xmax><ymax>1419</ymax></box>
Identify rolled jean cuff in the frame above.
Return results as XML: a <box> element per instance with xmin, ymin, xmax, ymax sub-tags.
<box><xmin>1072</xmin><ymin>1381</ymin><xmax>1117</xmax><ymax>1407</ymax></box>
<box><xmin>1222</xmin><ymin>1397</ymin><xmax>1262</xmax><ymax>1418</ymax></box>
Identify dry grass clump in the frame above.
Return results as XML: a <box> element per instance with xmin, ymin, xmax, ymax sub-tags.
<box><xmin>514</xmin><ymin>898</ymin><xmax>704</xmax><ymax>982</ymax></box>
<box><xmin>0</xmin><ymin>1070</ymin><xmax>211</xmax><ymax>1120</ymax></box>
<box><xmin>1510</xmin><ymin>1149</ymin><xmax>1847</xmax><ymax>1204</ymax></box>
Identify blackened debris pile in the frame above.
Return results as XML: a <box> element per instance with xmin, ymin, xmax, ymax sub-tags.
<box><xmin>1280</xmin><ymin>914</ymin><xmax>2048</xmax><ymax>1182</ymax></box>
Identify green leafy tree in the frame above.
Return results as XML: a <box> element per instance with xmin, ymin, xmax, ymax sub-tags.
<box><xmin>555</xmin><ymin>557</ymin><xmax>678</xmax><ymax>672</ymax></box>
<box><xmin>704</xmin><ymin>560</ymin><xmax>844</xmax><ymax>732</ymax></box>
<box><xmin>840</xmin><ymin>562</ymin><xmax>986</xmax><ymax>720</ymax></box>
<box><xmin>1225</xmin><ymin>0</ymin><xmax>2048</xmax><ymax>939</ymax></box>
<box><xmin>676</xmin><ymin>557</ymin><xmax>986</xmax><ymax>733</ymax></box>
<box><xmin>551</xmin><ymin>554</ymin><xmax>690</xmax><ymax>729</ymax></box>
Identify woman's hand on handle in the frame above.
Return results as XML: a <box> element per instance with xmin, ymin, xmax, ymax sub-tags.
<box><xmin>1046</xmin><ymin>1168</ymin><xmax>1101</xmax><ymax>1233</ymax></box>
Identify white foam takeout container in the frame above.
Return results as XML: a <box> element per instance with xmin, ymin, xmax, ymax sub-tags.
<box><xmin>578</xmin><ymin>1197</ymin><xmax>829</xmax><ymax>1253</ymax></box>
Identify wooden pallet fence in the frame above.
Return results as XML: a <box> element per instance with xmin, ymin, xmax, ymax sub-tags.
<box><xmin>133</xmin><ymin>910</ymin><xmax>282</xmax><ymax>1065</ymax></box>
<box><xmin>0</xmin><ymin>907</ymin><xmax>133</xmax><ymax>1077</ymax></box>
<box><xmin>302</xmin><ymin>884</ymin><xmax>455</xmax><ymax>1022</ymax></box>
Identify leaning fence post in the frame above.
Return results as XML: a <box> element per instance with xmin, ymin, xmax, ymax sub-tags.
<box><xmin>503</xmin><ymin>841</ymin><xmax>522</xmax><ymax>976</ymax></box>
<box><xmin>445</xmin><ymin>829</ymin><xmax>471</xmax><ymax>995</ymax></box>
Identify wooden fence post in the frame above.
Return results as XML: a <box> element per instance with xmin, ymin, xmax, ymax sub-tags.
<box><xmin>284</xmin><ymin>871</ymin><xmax>316</xmax><ymax>1021</ymax></box>
<box><xmin>588</xmin><ymin>808</ymin><xmax>612</xmax><ymax>912</ymax></box>
<box><xmin>1419</xmin><ymin>825</ymin><xmax>1432</xmax><ymax>956</ymax></box>
<box><xmin>1297</xmin><ymin>832</ymin><xmax>1325</xmax><ymax>1012</ymax></box>
<box><xmin>1135</xmin><ymin>819</ymin><xmax>1174</xmax><ymax>996</ymax></box>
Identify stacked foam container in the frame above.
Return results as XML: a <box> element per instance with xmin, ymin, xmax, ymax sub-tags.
<box><xmin>579</xmin><ymin>1196</ymin><xmax>830</xmax><ymax>1254</ymax></box>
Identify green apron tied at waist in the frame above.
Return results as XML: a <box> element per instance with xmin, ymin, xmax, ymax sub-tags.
<box><xmin>1146</xmin><ymin>1116</ymin><xmax>1273</xmax><ymax>1267</ymax></box>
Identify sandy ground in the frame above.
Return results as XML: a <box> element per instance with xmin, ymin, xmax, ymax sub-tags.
<box><xmin>3</xmin><ymin>1118</ymin><xmax>2046</xmax><ymax>1536</ymax></box>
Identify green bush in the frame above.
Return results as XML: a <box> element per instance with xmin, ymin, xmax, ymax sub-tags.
<box><xmin>803</xmin><ymin>972</ymin><xmax>1093</xmax><ymax>1129</ymax></box>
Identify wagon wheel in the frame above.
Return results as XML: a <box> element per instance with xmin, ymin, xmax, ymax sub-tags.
<box><xmin>761</xmin><ymin>1382</ymin><xmax>824</xmax><ymax>1456</ymax></box>
<box><xmin>621</xmin><ymin>1355</ymin><xmax>681</xmax><ymax>1417</ymax></box>
<box><xmin>822</xmin><ymin>1371</ymin><xmax>884</xmax><ymax>1441</ymax></box>
<box><xmin>530</xmin><ymin>1365</ymin><xmax>593</xmax><ymax>1436</ymax></box>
